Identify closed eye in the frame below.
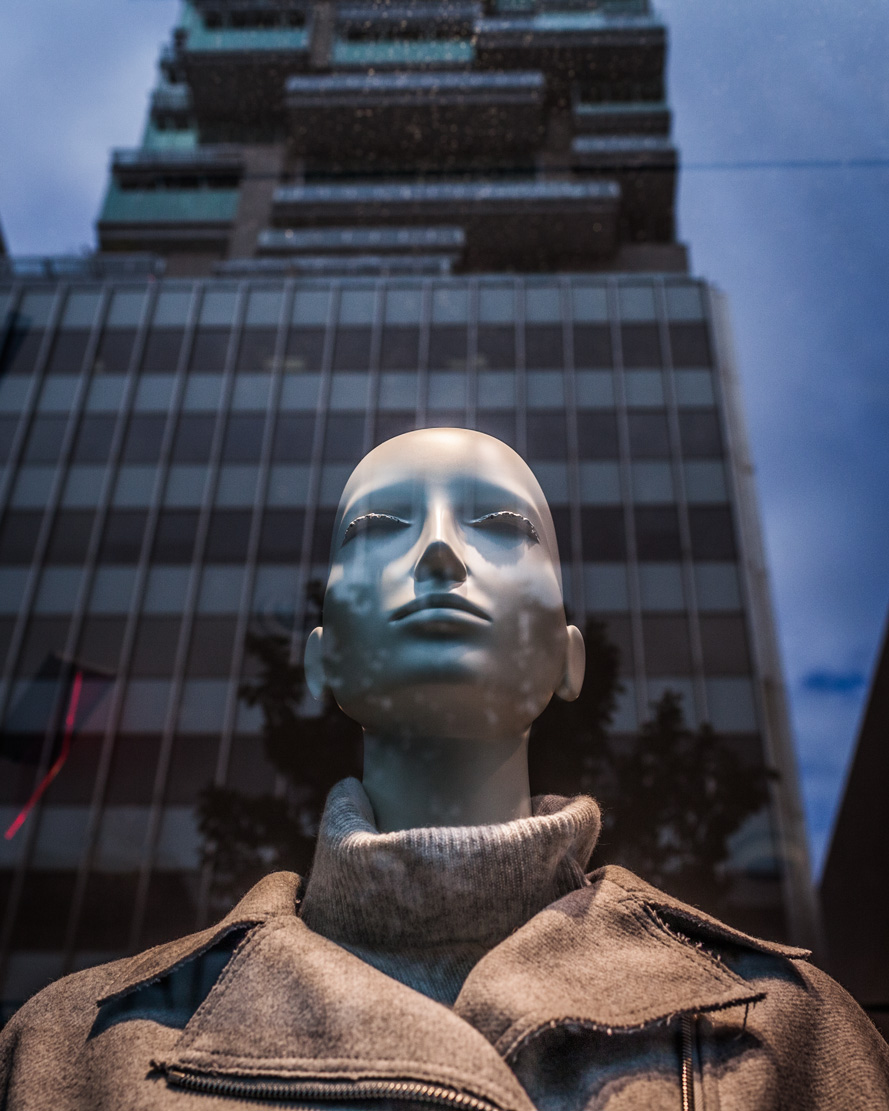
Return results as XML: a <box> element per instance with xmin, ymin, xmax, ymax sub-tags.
<box><xmin>342</xmin><ymin>512</ymin><xmax>411</xmax><ymax>546</ymax></box>
<box><xmin>469</xmin><ymin>511</ymin><xmax>539</xmax><ymax>542</ymax></box>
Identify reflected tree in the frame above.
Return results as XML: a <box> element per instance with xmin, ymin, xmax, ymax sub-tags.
<box><xmin>199</xmin><ymin>609</ymin><xmax>773</xmax><ymax>923</ymax></box>
<box><xmin>197</xmin><ymin>584</ymin><xmax>361</xmax><ymax>908</ymax></box>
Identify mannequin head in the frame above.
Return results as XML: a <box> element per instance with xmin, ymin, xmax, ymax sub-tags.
<box><xmin>304</xmin><ymin>428</ymin><xmax>585</xmax><ymax>827</ymax></box>
<box><xmin>306</xmin><ymin>428</ymin><xmax>583</xmax><ymax>734</ymax></box>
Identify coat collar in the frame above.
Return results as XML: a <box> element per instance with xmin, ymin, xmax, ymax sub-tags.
<box><xmin>454</xmin><ymin>866</ymin><xmax>809</xmax><ymax>1058</ymax></box>
<box><xmin>99</xmin><ymin>866</ymin><xmax>809</xmax><ymax>1107</ymax></box>
<box><xmin>98</xmin><ymin>871</ymin><xmax>302</xmax><ymax>1006</ymax></box>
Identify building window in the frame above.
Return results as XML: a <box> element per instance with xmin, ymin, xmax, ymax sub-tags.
<box><xmin>77</xmin><ymin>615</ymin><xmax>127</xmax><ymax>674</ymax></box>
<box><xmin>121</xmin><ymin>414</ymin><xmax>167</xmax><ymax>464</ymax></box>
<box><xmin>0</xmin><ymin>511</ymin><xmax>43</xmax><ymax>564</ymax></box>
<box><xmin>634</xmin><ymin>506</ymin><xmax>682</xmax><ymax>560</ymax></box>
<box><xmin>679</xmin><ymin>409</ymin><xmax>723</xmax><ymax>458</ymax></box>
<box><xmin>0</xmin><ymin>327</ymin><xmax>45</xmax><ymax>376</ymax></box>
<box><xmin>579</xmin><ymin>506</ymin><xmax>627</xmax><ymax>561</ymax></box>
<box><xmin>92</xmin><ymin>329</ymin><xmax>137</xmax><ymax>376</ymax></box>
<box><xmin>600</xmin><ymin>615</ymin><xmax>635</xmax><ymax>677</ymax></box>
<box><xmin>524</xmin><ymin>325</ymin><xmax>563</xmax><ymax>370</ymax></box>
<box><xmin>272</xmin><ymin>414</ymin><xmax>315</xmax><ymax>462</ymax></box>
<box><xmin>699</xmin><ymin>614</ymin><xmax>751</xmax><ymax>674</ymax></box>
<box><xmin>14</xmin><ymin>615</ymin><xmax>71</xmax><ymax>678</ymax></box>
<box><xmin>186</xmin><ymin>616</ymin><xmax>238</xmax><ymax>677</ymax></box>
<box><xmin>323</xmin><ymin>413</ymin><xmax>366</xmax><ymax>463</ymax></box>
<box><xmin>638</xmin><ymin>562</ymin><xmax>684</xmax><ymax>610</ymax></box>
<box><xmin>100</xmin><ymin>510</ymin><xmax>149</xmax><ymax>563</ymax></box>
<box><xmin>258</xmin><ymin>509</ymin><xmax>305</xmax><ymax>562</ymax></box>
<box><xmin>46</xmin><ymin>510</ymin><xmax>95</xmax><ymax>565</ymax></box>
<box><xmin>576</xmin><ymin>410</ymin><xmax>619</xmax><ymax>459</ymax></box>
<box><xmin>694</xmin><ymin>562</ymin><xmax>741</xmax><ymax>610</ymax></box>
<box><xmin>476</xmin><ymin>325</ymin><xmax>515</xmax><ymax>370</ymax></box>
<box><xmin>205</xmin><ymin>509</ymin><xmax>253</xmax><ymax>563</ymax></box>
<box><xmin>46</xmin><ymin>331</ymin><xmax>90</xmax><ymax>376</ymax></box>
<box><xmin>172</xmin><ymin>414</ymin><xmax>216</xmax><ymax>464</ymax></box>
<box><xmin>688</xmin><ymin>506</ymin><xmax>736</xmax><ymax>560</ymax></box>
<box><xmin>583</xmin><ymin>563</ymin><xmax>629</xmax><ymax>611</ymax></box>
<box><xmin>427</xmin><ymin>373</ymin><xmax>466</xmax><ymax>412</ymax></box>
<box><xmin>152</xmin><ymin>509</ymin><xmax>200</xmax><ymax>564</ymax></box>
<box><xmin>236</xmin><ymin>329</ymin><xmax>277</xmax><ymax>373</ymax></box>
<box><xmin>284</xmin><ymin>327</ymin><xmax>326</xmax><ymax>372</ymax></box>
<box><xmin>526</xmin><ymin>412</ymin><xmax>568</xmax><ymax>460</ymax></box>
<box><xmin>23</xmin><ymin>415</ymin><xmax>69</xmax><ymax>464</ymax></box>
<box><xmin>332</xmin><ymin>327</ymin><xmax>372</xmax><ymax>371</ymax></box>
<box><xmin>621</xmin><ymin>323</ymin><xmax>662</xmax><ymax>367</ymax></box>
<box><xmin>189</xmin><ymin>328</ymin><xmax>231</xmax><ymax>373</ymax></box>
<box><xmin>380</xmin><ymin>327</ymin><xmax>420</xmax><ymax>371</ymax></box>
<box><xmin>627</xmin><ymin>411</ymin><xmax>670</xmax><ymax>459</ymax></box>
<box><xmin>143</xmin><ymin>566</ymin><xmax>190</xmax><ymax>614</ymax></box>
<box><xmin>164</xmin><ymin>464</ymin><xmax>208</xmax><ymax>508</ymax></box>
<box><xmin>130</xmin><ymin>616</ymin><xmax>182</xmax><ymax>677</ymax></box>
<box><xmin>222</xmin><ymin>414</ymin><xmax>265</xmax><ymax>463</ymax></box>
<box><xmin>573</xmin><ymin>324</ymin><xmax>612</xmax><ymax>368</ymax></box>
<box><xmin>669</xmin><ymin>322</ymin><xmax>712</xmax><ymax>367</ymax></box>
<box><xmin>642</xmin><ymin>615</ymin><xmax>692</xmax><ymax>675</ymax></box>
<box><xmin>624</xmin><ymin>370</ymin><xmax>664</xmax><ymax>408</ymax></box>
<box><xmin>142</xmin><ymin>328</ymin><xmax>184</xmax><ymax>374</ymax></box>
<box><xmin>33</xmin><ymin>567</ymin><xmax>83</xmax><ymax>614</ymax></box>
<box><xmin>428</xmin><ymin>326</ymin><xmax>467</xmax><ymax>371</ymax></box>
<box><xmin>72</xmin><ymin>415</ymin><xmax>116</xmax><ymax>465</ymax></box>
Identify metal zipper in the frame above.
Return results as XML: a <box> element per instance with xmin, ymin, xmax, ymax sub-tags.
<box><xmin>163</xmin><ymin>1067</ymin><xmax>505</xmax><ymax>1111</ymax></box>
<box><xmin>679</xmin><ymin>1014</ymin><xmax>696</xmax><ymax>1111</ymax></box>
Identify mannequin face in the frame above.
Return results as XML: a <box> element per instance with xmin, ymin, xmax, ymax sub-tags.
<box><xmin>306</xmin><ymin>428</ymin><xmax>584</xmax><ymax>741</ymax></box>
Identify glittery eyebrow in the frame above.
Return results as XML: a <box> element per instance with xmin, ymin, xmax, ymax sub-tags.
<box><xmin>342</xmin><ymin>512</ymin><xmax>410</xmax><ymax>546</ymax></box>
<box><xmin>469</xmin><ymin>510</ymin><xmax>540</xmax><ymax>542</ymax></box>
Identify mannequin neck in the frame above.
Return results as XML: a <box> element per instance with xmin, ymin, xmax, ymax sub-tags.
<box><xmin>361</xmin><ymin>731</ymin><xmax>532</xmax><ymax>832</ymax></box>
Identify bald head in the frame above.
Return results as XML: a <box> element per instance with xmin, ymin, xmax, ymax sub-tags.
<box><xmin>305</xmin><ymin>427</ymin><xmax>584</xmax><ymax>741</ymax></box>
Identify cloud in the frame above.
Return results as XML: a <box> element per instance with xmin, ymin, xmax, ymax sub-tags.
<box><xmin>800</xmin><ymin>671</ymin><xmax>867</xmax><ymax>696</ymax></box>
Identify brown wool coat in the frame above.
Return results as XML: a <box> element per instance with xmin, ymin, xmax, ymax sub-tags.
<box><xmin>2</xmin><ymin>866</ymin><xmax>888</xmax><ymax>1110</ymax></box>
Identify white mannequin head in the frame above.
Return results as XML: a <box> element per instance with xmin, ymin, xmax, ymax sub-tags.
<box><xmin>304</xmin><ymin>428</ymin><xmax>584</xmax><ymax>828</ymax></box>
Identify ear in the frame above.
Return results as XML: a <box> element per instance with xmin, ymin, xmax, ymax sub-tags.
<box><xmin>304</xmin><ymin>627</ymin><xmax>327</xmax><ymax>701</ymax></box>
<box><xmin>555</xmin><ymin>624</ymin><xmax>585</xmax><ymax>702</ymax></box>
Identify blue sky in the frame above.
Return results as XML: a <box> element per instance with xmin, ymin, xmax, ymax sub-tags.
<box><xmin>1</xmin><ymin>0</ymin><xmax>887</xmax><ymax>877</ymax></box>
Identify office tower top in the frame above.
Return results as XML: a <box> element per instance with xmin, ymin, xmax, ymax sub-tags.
<box><xmin>97</xmin><ymin>0</ymin><xmax>683</xmax><ymax>277</ymax></box>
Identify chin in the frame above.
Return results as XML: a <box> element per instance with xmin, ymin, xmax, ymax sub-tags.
<box><xmin>336</xmin><ymin>677</ymin><xmax>551</xmax><ymax>741</ymax></box>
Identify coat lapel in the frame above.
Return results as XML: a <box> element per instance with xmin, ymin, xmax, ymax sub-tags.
<box><xmin>454</xmin><ymin>867</ymin><xmax>782</xmax><ymax>1059</ymax></box>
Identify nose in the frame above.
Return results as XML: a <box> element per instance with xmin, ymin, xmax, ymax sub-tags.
<box><xmin>414</xmin><ymin>539</ymin><xmax>467</xmax><ymax>584</ymax></box>
<box><xmin>413</xmin><ymin>503</ymin><xmax>467</xmax><ymax>584</ymax></box>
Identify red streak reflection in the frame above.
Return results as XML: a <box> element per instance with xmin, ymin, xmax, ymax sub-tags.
<box><xmin>4</xmin><ymin>670</ymin><xmax>84</xmax><ymax>841</ymax></box>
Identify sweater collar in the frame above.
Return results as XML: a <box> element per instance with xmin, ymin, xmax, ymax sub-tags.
<box><xmin>299</xmin><ymin>777</ymin><xmax>601</xmax><ymax>953</ymax></box>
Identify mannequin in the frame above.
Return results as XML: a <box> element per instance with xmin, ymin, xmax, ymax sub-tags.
<box><xmin>303</xmin><ymin>427</ymin><xmax>585</xmax><ymax>831</ymax></box>
<box><xmin>3</xmin><ymin>430</ymin><xmax>887</xmax><ymax>1111</ymax></box>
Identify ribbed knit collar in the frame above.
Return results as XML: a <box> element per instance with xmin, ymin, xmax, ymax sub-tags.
<box><xmin>299</xmin><ymin>777</ymin><xmax>601</xmax><ymax>1004</ymax></box>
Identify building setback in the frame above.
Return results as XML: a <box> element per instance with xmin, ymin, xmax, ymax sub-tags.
<box><xmin>0</xmin><ymin>0</ymin><xmax>816</xmax><ymax>1019</ymax></box>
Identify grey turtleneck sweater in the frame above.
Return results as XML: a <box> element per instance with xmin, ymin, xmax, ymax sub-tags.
<box><xmin>299</xmin><ymin>777</ymin><xmax>601</xmax><ymax>1006</ymax></box>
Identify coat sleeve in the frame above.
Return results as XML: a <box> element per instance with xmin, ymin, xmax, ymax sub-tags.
<box><xmin>778</xmin><ymin>962</ymin><xmax>889</xmax><ymax>1107</ymax></box>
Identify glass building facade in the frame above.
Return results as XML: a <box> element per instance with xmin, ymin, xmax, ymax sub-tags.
<box><xmin>0</xmin><ymin>273</ymin><xmax>813</xmax><ymax>1016</ymax></box>
<box><xmin>0</xmin><ymin>0</ymin><xmax>816</xmax><ymax>1019</ymax></box>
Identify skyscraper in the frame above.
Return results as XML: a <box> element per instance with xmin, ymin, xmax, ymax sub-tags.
<box><xmin>0</xmin><ymin>0</ymin><xmax>816</xmax><ymax>1020</ymax></box>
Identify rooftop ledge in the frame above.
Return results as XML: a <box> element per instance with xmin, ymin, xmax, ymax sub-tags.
<box><xmin>285</xmin><ymin>70</ymin><xmax>544</xmax><ymax>95</ymax></box>
<box><xmin>274</xmin><ymin>179</ymin><xmax>620</xmax><ymax>205</ymax></box>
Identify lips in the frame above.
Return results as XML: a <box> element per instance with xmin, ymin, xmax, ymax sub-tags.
<box><xmin>390</xmin><ymin>593</ymin><xmax>491</xmax><ymax>622</ymax></box>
